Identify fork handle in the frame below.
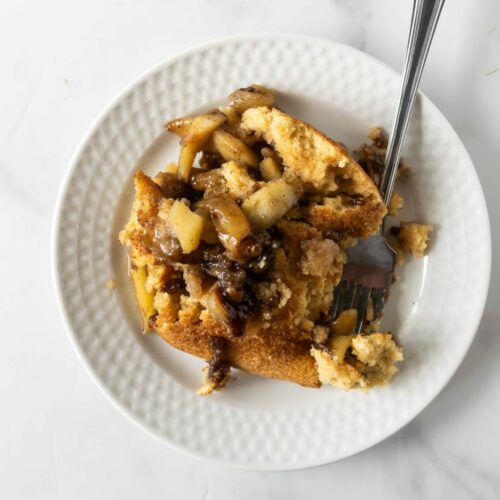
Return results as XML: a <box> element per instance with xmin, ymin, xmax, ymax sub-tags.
<box><xmin>379</xmin><ymin>0</ymin><xmax>445</xmax><ymax>206</ymax></box>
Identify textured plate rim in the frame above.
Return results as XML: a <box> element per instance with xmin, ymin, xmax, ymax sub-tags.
<box><xmin>52</xmin><ymin>33</ymin><xmax>491</xmax><ymax>471</ymax></box>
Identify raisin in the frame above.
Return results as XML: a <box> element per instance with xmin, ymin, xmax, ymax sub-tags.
<box><xmin>349</xmin><ymin>194</ymin><xmax>365</xmax><ymax>206</ymax></box>
<box><xmin>199</xmin><ymin>151</ymin><xmax>224</xmax><ymax>170</ymax></box>
<box><xmin>159</xmin><ymin>236</ymin><xmax>183</xmax><ymax>262</ymax></box>
<box><xmin>224</xmin><ymin>291</ymin><xmax>255</xmax><ymax>337</ymax></box>
<box><xmin>247</xmin><ymin>250</ymin><xmax>273</xmax><ymax>276</ymax></box>
<box><xmin>162</xmin><ymin>266</ymin><xmax>185</xmax><ymax>294</ymax></box>
<box><xmin>237</xmin><ymin>236</ymin><xmax>263</xmax><ymax>261</ymax></box>
<box><xmin>156</xmin><ymin>172</ymin><xmax>195</xmax><ymax>200</ymax></box>
<box><xmin>207</xmin><ymin>337</ymin><xmax>229</xmax><ymax>386</ymax></box>
<box><xmin>200</xmin><ymin>247</ymin><xmax>248</xmax><ymax>303</ymax></box>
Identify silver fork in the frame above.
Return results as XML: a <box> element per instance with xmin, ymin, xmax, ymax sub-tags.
<box><xmin>333</xmin><ymin>0</ymin><xmax>445</xmax><ymax>334</ymax></box>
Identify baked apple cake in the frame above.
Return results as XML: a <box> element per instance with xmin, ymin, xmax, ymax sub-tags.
<box><xmin>120</xmin><ymin>85</ymin><xmax>430</xmax><ymax>395</ymax></box>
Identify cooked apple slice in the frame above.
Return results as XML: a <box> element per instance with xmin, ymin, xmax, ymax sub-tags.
<box><xmin>259</xmin><ymin>157</ymin><xmax>282</xmax><ymax>181</ymax></box>
<box><xmin>332</xmin><ymin>309</ymin><xmax>357</xmax><ymax>336</ymax></box>
<box><xmin>194</xmin><ymin>206</ymin><xmax>219</xmax><ymax>245</ymax></box>
<box><xmin>168</xmin><ymin>200</ymin><xmax>204</xmax><ymax>253</ymax></box>
<box><xmin>228</xmin><ymin>85</ymin><xmax>275</xmax><ymax>114</ymax></box>
<box><xmin>199</xmin><ymin>195</ymin><xmax>251</xmax><ymax>254</ymax></box>
<box><xmin>130</xmin><ymin>265</ymin><xmax>156</xmax><ymax>332</ymax></box>
<box><xmin>165</xmin><ymin>117</ymin><xmax>193</xmax><ymax>138</ymax></box>
<box><xmin>241</xmin><ymin>179</ymin><xmax>298</xmax><ymax>231</ymax></box>
<box><xmin>212</xmin><ymin>130</ymin><xmax>259</xmax><ymax>168</ymax></box>
<box><xmin>175</xmin><ymin>110</ymin><xmax>226</xmax><ymax>181</ymax></box>
<box><xmin>328</xmin><ymin>335</ymin><xmax>354</xmax><ymax>363</ymax></box>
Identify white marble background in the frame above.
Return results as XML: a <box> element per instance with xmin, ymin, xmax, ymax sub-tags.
<box><xmin>1</xmin><ymin>0</ymin><xmax>499</xmax><ymax>498</ymax></box>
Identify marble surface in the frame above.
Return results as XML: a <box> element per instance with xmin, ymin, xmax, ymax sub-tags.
<box><xmin>1</xmin><ymin>0</ymin><xmax>499</xmax><ymax>498</ymax></box>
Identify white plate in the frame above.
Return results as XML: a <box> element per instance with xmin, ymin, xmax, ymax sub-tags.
<box><xmin>53</xmin><ymin>35</ymin><xmax>491</xmax><ymax>470</ymax></box>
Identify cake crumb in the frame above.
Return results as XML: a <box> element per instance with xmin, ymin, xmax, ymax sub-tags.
<box><xmin>397</xmin><ymin>163</ymin><xmax>411</xmax><ymax>178</ymax></box>
<box><xmin>311</xmin><ymin>333</ymin><xmax>402</xmax><ymax>390</ymax></box>
<box><xmin>311</xmin><ymin>347</ymin><xmax>364</xmax><ymax>389</ymax></box>
<box><xmin>197</xmin><ymin>367</ymin><xmax>219</xmax><ymax>396</ymax></box>
<box><xmin>396</xmin><ymin>222</ymin><xmax>433</xmax><ymax>258</ymax></box>
<box><xmin>105</xmin><ymin>279</ymin><xmax>117</xmax><ymax>290</ymax></box>
<box><xmin>388</xmin><ymin>191</ymin><xmax>404</xmax><ymax>216</ymax></box>
<box><xmin>300</xmin><ymin>238</ymin><xmax>339</xmax><ymax>276</ymax></box>
<box><xmin>312</xmin><ymin>325</ymin><xmax>329</xmax><ymax>344</ymax></box>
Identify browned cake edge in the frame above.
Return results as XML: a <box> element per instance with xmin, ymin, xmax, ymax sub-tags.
<box><xmin>155</xmin><ymin>315</ymin><xmax>321</xmax><ymax>388</ymax></box>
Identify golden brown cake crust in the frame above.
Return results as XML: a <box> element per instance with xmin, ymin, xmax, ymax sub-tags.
<box><xmin>306</xmin><ymin>200</ymin><xmax>387</xmax><ymax>239</ymax></box>
<box><xmin>155</xmin><ymin>314</ymin><xmax>321</xmax><ymax>388</ymax></box>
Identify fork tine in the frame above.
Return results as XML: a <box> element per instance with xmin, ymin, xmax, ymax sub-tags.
<box><xmin>344</xmin><ymin>283</ymin><xmax>358</xmax><ymax>309</ymax></box>
<box><xmin>372</xmin><ymin>288</ymin><xmax>385</xmax><ymax>319</ymax></box>
<box><xmin>332</xmin><ymin>281</ymin><xmax>387</xmax><ymax>334</ymax></box>
<box><xmin>331</xmin><ymin>280</ymin><xmax>346</xmax><ymax>319</ymax></box>
<box><xmin>354</xmin><ymin>287</ymin><xmax>371</xmax><ymax>333</ymax></box>
<box><xmin>352</xmin><ymin>284</ymin><xmax>362</xmax><ymax>308</ymax></box>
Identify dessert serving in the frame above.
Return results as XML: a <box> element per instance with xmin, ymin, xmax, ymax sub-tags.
<box><xmin>119</xmin><ymin>85</ymin><xmax>432</xmax><ymax>395</ymax></box>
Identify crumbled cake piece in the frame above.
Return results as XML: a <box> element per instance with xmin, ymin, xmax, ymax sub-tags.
<box><xmin>339</xmin><ymin>236</ymin><xmax>358</xmax><ymax>249</ymax></box>
<box><xmin>368</xmin><ymin>127</ymin><xmax>386</xmax><ymax>144</ymax></box>
<box><xmin>254</xmin><ymin>279</ymin><xmax>292</xmax><ymax>310</ymax></box>
<box><xmin>120</xmin><ymin>86</ymin><xmax>408</xmax><ymax>394</ymax></box>
<box><xmin>394</xmin><ymin>222</ymin><xmax>433</xmax><ymax>258</ymax></box>
<box><xmin>312</xmin><ymin>348</ymin><xmax>364</xmax><ymax>389</ymax></box>
<box><xmin>397</xmin><ymin>163</ymin><xmax>411</xmax><ymax>178</ymax></box>
<box><xmin>312</xmin><ymin>325</ymin><xmax>329</xmax><ymax>344</ymax></box>
<box><xmin>352</xmin><ymin>333</ymin><xmax>403</xmax><ymax>385</ymax></box>
<box><xmin>311</xmin><ymin>333</ymin><xmax>403</xmax><ymax>389</ymax></box>
<box><xmin>300</xmin><ymin>238</ymin><xmax>340</xmax><ymax>276</ymax></box>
